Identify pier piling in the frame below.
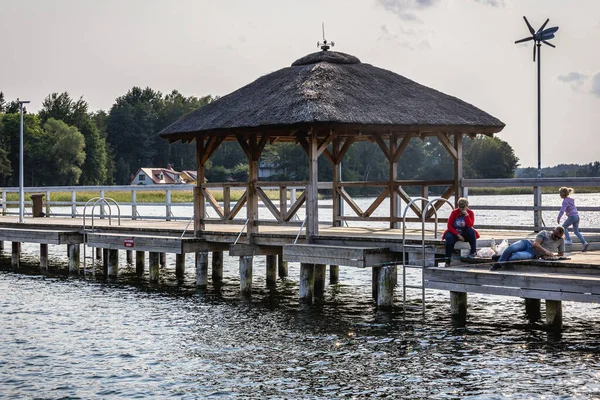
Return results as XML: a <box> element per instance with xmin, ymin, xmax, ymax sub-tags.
<box><xmin>108</xmin><ymin>249</ymin><xmax>119</xmax><ymax>277</ymax></box>
<box><xmin>546</xmin><ymin>300</ymin><xmax>563</xmax><ymax>329</ymax></box>
<box><xmin>450</xmin><ymin>291</ymin><xmax>467</xmax><ymax>319</ymax></box>
<box><xmin>377</xmin><ymin>265</ymin><xmax>395</xmax><ymax>308</ymax></box>
<box><xmin>40</xmin><ymin>244</ymin><xmax>48</xmax><ymax>270</ymax></box>
<box><xmin>212</xmin><ymin>251</ymin><xmax>223</xmax><ymax>283</ymax></box>
<box><xmin>240</xmin><ymin>256</ymin><xmax>253</xmax><ymax>296</ymax></box>
<box><xmin>299</xmin><ymin>263</ymin><xmax>315</xmax><ymax>304</ymax></box>
<box><xmin>266</xmin><ymin>255</ymin><xmax>277</xmax><ymax>287</ymax></box>
<box><xmin>329</xmin><ymin>265</ymin><xmax>339</xmax><ymax>284</ymax></box>
<box><xmin>196</xmin><ymin>252</ymin><xmax>208</xmax><ymax>287</ymax></box>
<box><xmin>149</xmin><ymin>252</ymin><xmax>159</xmax><ymax>282</ymax></box>
<box><xmin>11</xmin><ymin>242</ymin><xmax>20</xmax><ymax>270</ymax></box>
<box><xmin>68</xmin><ymin>244</ymin><xmax>80</xmax><ymax>275</ymax></box>
<box><xmin>136</xmin><ymin>251</ymin><xmax>145</xmax><ymax>276</ymax></box>
<box><xmin>175</xmin><ymin>253</ymin><xmax>185</xmax><ymax>280</ymax></box>
<box><xmin>314</xmin><ymin>264</ymin><xmax>326</xmax><ymax>300</ymax></box>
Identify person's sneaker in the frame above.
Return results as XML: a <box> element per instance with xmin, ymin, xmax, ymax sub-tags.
<box><xmin>582</xmin><ymin>243</ymin><xmax>590</xmax><ymax>252</ymax></box>
<box><xmin>491</xmin><ymin>254</ymin><xmax>500</xmax><ymax>261</ymax></box>
<box><xmin>465</xmin><ymin>253</ymin><xmax>477</xmax><ymax>259</ymax></box>
<box><xmin>565</xmin><ymin>240</ymin><xmax>573</xmax><ymax>245</ymax></box>
<box><xmin>445</xmin><ymin>258</ymin><xmax>451</xmax><ymax>266</ymax></box>
<box><xmin>490</xmin><ymin>263</ymin><xmax>502</xmax><ymax>271</ymax></box>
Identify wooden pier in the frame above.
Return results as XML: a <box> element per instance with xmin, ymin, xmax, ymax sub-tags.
<box><xmin>1</xmin><ymin>215</ymin><xmax>599</xmax><ymax>329</ymax></box>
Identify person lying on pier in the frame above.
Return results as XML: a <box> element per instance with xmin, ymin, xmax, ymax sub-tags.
<box><xmin>490</xmin><ymin>226</ymin><xmax>565</xmax><ymax>271</ymax></box>
<box><xmin>442</xmin><ymin>197</ymin><xmax>479</xmax><ymax>266</ymax></box>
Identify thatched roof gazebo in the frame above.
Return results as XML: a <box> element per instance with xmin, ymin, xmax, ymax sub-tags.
<box><xmin>159</xmin><ymin>50</ymin><xmax>505</xmax><ymax>239</ymax></box>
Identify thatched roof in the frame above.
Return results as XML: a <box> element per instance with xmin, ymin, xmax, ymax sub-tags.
<box><xmin>159</xmin><ymin>51</ymin><xmax>505</xmax><ymax>143</ymax></box>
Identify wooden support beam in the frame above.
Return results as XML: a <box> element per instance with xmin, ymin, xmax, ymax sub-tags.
<box><xmin>307</xmin><ymin>131</ymin><xmax>319</xmax><ymax>238</ymax></box>
<box><xmin>126</xmin><ymin>250</ymin><xmax>133</xmax><ymax>264</ymax></box>
<box><xmin>203</xmin><ymin>188</ymin><xmax>224</xmax><ymax>219</ymax></box>
<box><xmin>284</xmin><ymin>191</ymin><xmax>306</xmax><ymax>221</ymax></box>
<box><xmin>226</xmin><ymin>191</ymin><xmax>247</xmax><ymax>220</ymax></box>
<box><xmin>436</xmin><ymin>132</ymin><xmax>458</xmax><ymax>160</ymax></box>
<box><xmin>338</xmin><ymin>188</ymin><xmax>364</xmax><ymax>217</ymax></box>
<box><xmin>454</xmin><ymin>132</ymin><xmax>464</xmax><ymax>199</ymax></box>
<box><xmin>256</xmin><ymin>187</ymin><xmax>282</xmax><ymax>221</ymax></box>
<box><xmin>195</xmin><ymin>138</ymin><xmax>206</xmax><ymax>233</ymax></box>
<box><xmin>364</xmin><ymin>188</ymin><xmax>390</xmax><ymax>218</ymax></box>
<box><xmin>391</xmin><ymin>134</ymin><xmax>412</xmax><ymax>162</ymax></box>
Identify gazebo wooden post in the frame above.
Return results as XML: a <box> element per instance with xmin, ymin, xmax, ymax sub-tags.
<box><xmin>454</xmin><ymin>133</ymin><xmax>464</xmax><ymax>201</ymax></box>
<box><xmin>389</xmin><ymin>134</ymin><xmax>399</xmax><ymax>229</ymax></box>
<box><xmin>307</xmin><ymin>130</ymin><xmax>319</xmax><ymax>238</ymax></box>
<box><xmin>194</xmin><ymin>138</ymin><xmax>206</xmax><ymax>234</ymax></box>
<box><xmin>248</xmin><ymin>137</ymin><xmax>259</xmax><ymax>237</ymax></box>
<box><xmin>332</xmin><ymin>138</ymin><xmax>342</xmax><ymax>228</ymax></box>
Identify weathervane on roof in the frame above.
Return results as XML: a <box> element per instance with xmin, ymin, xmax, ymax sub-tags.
<box><xmin>317</xmin><ymin>22</ymin><xmax>334</xmax><ymax>51</ymax></box>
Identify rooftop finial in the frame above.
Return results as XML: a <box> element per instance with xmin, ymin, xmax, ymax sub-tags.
<box><xmin>317</xmin><ymin>22</ymin><xmax>334</xmax><ymax>51</ymax></box>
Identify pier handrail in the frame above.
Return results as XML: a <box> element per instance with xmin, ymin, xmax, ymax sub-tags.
<box><xmin>83</xmin><ymin>197</ymin><xmax>121</xmax><ymax>230</ymax></box>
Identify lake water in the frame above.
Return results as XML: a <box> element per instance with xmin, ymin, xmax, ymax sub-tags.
<box><xmin>2</xmin><ymin>194</ymin><xmax>600</xmax><ymax>399</ymax></box>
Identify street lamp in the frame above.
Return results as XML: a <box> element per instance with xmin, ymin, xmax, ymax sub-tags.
<box><xmin>18</xmin><ymin>99</ymin><xmax>30</xmax><ymax>223</ymax></box>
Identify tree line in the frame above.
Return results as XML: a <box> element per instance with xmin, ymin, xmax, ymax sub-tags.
<box><xmin>0</xmin><ymin>87</ymin><xmax>527</xmax><ymax>188</ymax></box>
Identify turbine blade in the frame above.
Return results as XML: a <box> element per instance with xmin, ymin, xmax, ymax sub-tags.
<box><xmin>542</xmin><ymin>40</ymin><xmax>556</xmax><ymax>48</ymax></box>
<box><xmin>515</xmin><ymin>37</ymin><xmax>534</xmax><ymax>44</ymax></box>
<box><xmin>523</xmin><ymin>16</ymin><xmax>535</xmax><ymax>35</ymax></box>
<box><xmin>537</xmin><ymin>18</ymin><xmax>550</xmax><ymax>33</ymax></box>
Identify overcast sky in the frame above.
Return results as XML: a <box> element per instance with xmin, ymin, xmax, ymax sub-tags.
<box><xmin>1</xmin><ymin>0</ymin><xmax>599</xmax><ymax>168</ymax></box>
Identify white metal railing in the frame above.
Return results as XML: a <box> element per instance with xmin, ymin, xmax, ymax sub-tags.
<box><xmin>1</xmin><ymin>177</ymin><xmax>600</xmax><ymax>231</ymax></box>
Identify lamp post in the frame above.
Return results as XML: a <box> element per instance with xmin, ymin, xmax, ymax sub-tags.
<box><xmin>18</xmin><ymin>99</ymin><xmax>30</xmax><ymax>223</ymax></box>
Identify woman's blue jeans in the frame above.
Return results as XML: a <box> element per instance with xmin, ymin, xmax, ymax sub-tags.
<box><xmin>444</xmin><ymin>227</ymin><xmax>477</xmax><ymax>258</ymax></box>
<box><xmin>498</xmin><ymin>239</ymin><xmax>534</xmax><ymax>262</ymax></box>
<box><xmin>562</xmin><ymin>215</ymin><xmax>587</xmax><ymax>244</ymax></box>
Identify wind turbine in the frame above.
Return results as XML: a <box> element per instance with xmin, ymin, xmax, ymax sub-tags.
<box><xmin>515</xmin><ymin>16</ymin><xmax>559</xmax><ymax>178</ymax></box>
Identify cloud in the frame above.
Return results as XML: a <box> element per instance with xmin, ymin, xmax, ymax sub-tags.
<box><xmin>557</xmin><ymin>71</ymin><xmax>589</xmax><ymax>92</ymax></box>
<box><xmin>592</xmin><ymin>73</ymin><xmax>600</xmax><ymax>97</ymax></box>
<box><xmin>557</xmin><ymin>72</ymin><xmax>588</xmax><ymax>83</ymax></box>
<box><xmin>377</xmin><ymin>0</ymin><xmax>441</xmax><ymax>21</ymax></box>
<box><xmin>378</xmin><ymin>24</ymin><xmax>432</xmax><ymax>50</ymax></box>
<box><xmin>473</xmin><ymin>0</ymin><xmax>506</xmax><ymax>6</ymax></box>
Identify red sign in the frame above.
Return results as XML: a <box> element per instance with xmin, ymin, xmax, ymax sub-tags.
<box><xmin>124</xmin><ymin>238</ymin><xmax>134</xmax><ymax>248</ymax></box>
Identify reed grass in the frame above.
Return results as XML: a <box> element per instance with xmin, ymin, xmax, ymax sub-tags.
<box><xmin>4</xmin><ymin>189</ymin><xmax>296</xmax><ymax>204</ymax></box>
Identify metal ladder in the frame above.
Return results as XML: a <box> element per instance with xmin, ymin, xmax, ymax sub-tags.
<box><xmin>81</xmin><ymin>197</ymin><xmax>121</xmax><ymax>275</ymax></box>
<box><xmin>401</xmin><ymin>197</ymin><xmax>454</xmax><ymax>314</ymax></box>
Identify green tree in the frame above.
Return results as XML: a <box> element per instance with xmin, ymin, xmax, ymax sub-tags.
<box><xmin>39</xmin><ymin>92</ymin><xmax>109</xmax><ymax>185</ymax></box>
<box><xmin>464</xmin><ymin>136</ymin><xmax>519</xmax><ymax>178</ymax></box>
<box><xmin>42</xmin><ymin>119</ymin><xmax>86</xmax><ymax>185</ymax></box>
<box><xmin>0</xmin><ymin>92</ymin><xmax>5</xmax><ymax>113</ymax></box>
<box><xmin>0</xmin><ymin>113</ymin><xmax>45</xmax><ymax>186</ymax></box>
<box><xmin>107</xmin><ymin>87</ymin><xmax>163</xmax><ymax>183</ymax></box>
